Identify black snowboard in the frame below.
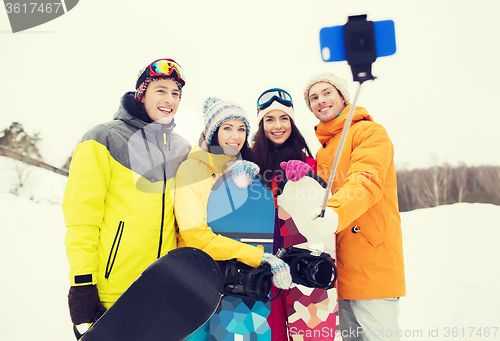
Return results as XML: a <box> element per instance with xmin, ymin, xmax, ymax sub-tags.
<box><xmin>78</xmin><ymin>247</ymin><xmax>224</xmax><ymax>341</ymax></box>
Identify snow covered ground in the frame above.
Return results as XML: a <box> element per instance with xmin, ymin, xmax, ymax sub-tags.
<box><xmin>0</xmin><ymin>155</ymin><xmax>499</xmax><ymax>340</ymax></box>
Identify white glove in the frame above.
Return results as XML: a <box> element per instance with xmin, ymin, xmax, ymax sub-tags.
<box><xmin>261</xmin><ymin>253</ymin><xmax>292</xmax><ymax>289</ymax></box>
<box><xmin>309</xmin><ymin>207</ymin><xmax>339</xmax><ymax>236</ymax></box>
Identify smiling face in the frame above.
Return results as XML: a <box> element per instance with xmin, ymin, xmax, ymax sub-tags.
<box><xmin>217</xmin><ymin>118</ymin><xmax>247</xmax><ymax>156</ymax></box>
<box><xmin>141</xmin><ymin>78</ymin><xmax>180</xmax><ymax>124</ymax></box>
<box><xmin>308</xmin><ymin>82</ymin><xmax>346</xmax><ymax>123</ymax></box>
<box><xmin>262</xmin><ymin>110</ymin><xmax>292</xmax><ymax>147</ymax></box>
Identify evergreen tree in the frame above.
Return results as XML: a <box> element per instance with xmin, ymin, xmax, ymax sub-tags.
<box><xmin>0</xmin><ymin>122</ymin><xmax>43</xmax><ymax>160</ymax></box>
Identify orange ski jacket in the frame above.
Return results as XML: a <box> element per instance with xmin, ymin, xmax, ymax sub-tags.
<box><xmin>315</xmin><ymin>104</ymin><xmax>406</xmax><ymax>300</ymax></box>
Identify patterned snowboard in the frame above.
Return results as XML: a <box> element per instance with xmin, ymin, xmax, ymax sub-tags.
<box><xmin>277</xmin><ymin>174</ymin><xmax>339</xmax><ymax>340</ymax></box>
<box><xmin>207</xmin><ymin>171</ymin><xmax>276</xmax><ymax>340</ymax></box>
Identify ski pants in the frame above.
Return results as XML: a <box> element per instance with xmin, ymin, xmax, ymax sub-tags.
<box><xmin>338</xmin><ymin>298</ymin><xmax>401</xmax><ymax>341</ymax></box>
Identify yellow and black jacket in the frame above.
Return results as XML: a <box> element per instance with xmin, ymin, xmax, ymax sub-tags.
<box><xmin>63</xmin><ymin>92</ymin><xmax>191</xmax><ymax>305</ymax></box>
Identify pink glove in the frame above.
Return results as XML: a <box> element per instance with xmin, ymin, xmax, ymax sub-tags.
<box><xmin>280</xmin><ymin>160</ymin><xmax>313</xmax><ymax>182</ymax></box>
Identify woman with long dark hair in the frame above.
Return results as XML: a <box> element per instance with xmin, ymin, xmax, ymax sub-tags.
<box><xmin>252</xmin><ymin>88</ymin><xmax>316</xmax><ymax>194</ymax></box>
<box><xmin>251</xmin><ymin>88</ymin><xmax>317</xmax><ymax>341</ymax></box>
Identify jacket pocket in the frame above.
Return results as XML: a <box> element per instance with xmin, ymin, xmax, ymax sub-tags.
<box><xmin>355</xmin><ymin>212</ymin><xmax>384</xmax><ymax>247</ymax></box>
<box><xmin>105</xmin><ymin>221</ymin><xmax>125</xmax><ymax>279</ymax></box>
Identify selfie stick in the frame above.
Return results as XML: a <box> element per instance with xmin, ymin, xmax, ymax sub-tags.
<box><xmin>319</xmin><ymin>14</ymin><xmax>377</xmax><ymax>218</ymax></box>
<box><xmin>319</xmin><ymin>84</ymin><xmax>362</xmax><ymax>217</ymax></box>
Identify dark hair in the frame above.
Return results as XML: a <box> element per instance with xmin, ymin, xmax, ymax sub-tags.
<box><xmin>209</xmin><ymin>127</ymin><xmax>255</xmax><ymax>162</ymax></box>
<box><xmin>252</xmin><ymin>118</ymin><xmax>313</xmax><ymax>187</ymax></box>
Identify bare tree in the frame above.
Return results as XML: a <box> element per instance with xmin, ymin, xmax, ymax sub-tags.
<box><xmin>454</xmin><ymin>162</ymin><xmax>468</xmax><ymax>203</ymax></box>
<box><xmin>476</xmin><ymin>166</ymin><xmax>500</xmax><ymax>205</ymax></box>
<box><xmin>1</xmin><ymin>122</ymin><xmax>44</xmax><ymax>195</ymax></box>
<box><xmin>10</xmin><ymin>159</ymin><xmax>32</xmax><ymax>196</ymax></box>
<box><xmin>396</xmin><ymin>164</ymin><xmax>415</xmax><ymax>212</ymax></box>
<box><xmin>420</xmin><ymin>166</ymin><xmax>442</xmax><ymax>207</ymax></box>
<box><xmin>441</xmin><ymin>163</ymin><xmax>451</xmax><ymax>205</ymax></box>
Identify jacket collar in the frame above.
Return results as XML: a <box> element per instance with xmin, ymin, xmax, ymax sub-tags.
<box><xmin>315</xmin><ymin>104</ymin><xmax>373</xmax><ymax>145</ymax></box>
<box><xmin>187</xmin><ymin>134</ymin><xmax>237</xmax><ymax>175</ymax></box>
<box><xmin>116</xmin><ymin>91</ymin><xmax>176</xmax><ymax>133</ymax></box>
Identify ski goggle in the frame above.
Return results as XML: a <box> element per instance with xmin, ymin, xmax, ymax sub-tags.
<box><xmin>257</xmin><ymin>88</ymin><xmax>293</xmax><ymax>111</ymax></box>
<box><xmin>136</xmin><ymin>58</ymin><xmax>186</xmax><ymax>89</ymax></box>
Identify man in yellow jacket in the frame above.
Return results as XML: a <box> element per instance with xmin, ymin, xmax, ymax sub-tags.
<box><xmin>303</xmin><ymin>73</ymin><xmax>406</xmax><ymax>341</ymax></box>
<box><xmin>63</xmin><ymin>59</ymin><xmax>191</xmax><ymax>325</ymax></box>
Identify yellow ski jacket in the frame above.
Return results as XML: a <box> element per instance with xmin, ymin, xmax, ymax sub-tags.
<box><xmin>63</xmin><ymin>93</ymin><xmax>191</xmax><ymax>304</ymax></box>
<box><xmin>174</xmin><ymin>135</ymin><xmax>264</xmax><ymax>268</ymax></box>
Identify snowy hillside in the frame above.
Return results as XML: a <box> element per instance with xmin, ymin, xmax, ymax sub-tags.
<box><xmin>0</xmin><ymin>156</ymin><xmax>70</xmax><ymax>340</ymax></box>
<box><xmin>399</xmin><ymin>204</ymin><xmax>500</xmax><ymax>340</ymax></box>
<box><xmin>0</xmin><ymin>155</ymin><xmax>499</xmax><ymax>340</ymax></box>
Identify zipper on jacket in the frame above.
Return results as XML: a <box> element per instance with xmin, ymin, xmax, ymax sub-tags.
<box><xmin>158</xmin><ymin>162</ymin><xmax>167</xmax><ymax>259</ymax></box>
<box><xmin>141</xmin><ymin>129</ymin><xmax>155</xmax><ymax>170</ymax></box>
<box><xmin>155</xmin><ymin>130</ymin><xmax>167</xmax><ymax>259</ymax></box>
<box><xmin>105</xmin><ymin>221</ymin><xmax>125</xmax><ymax>279</ymax></box>
<box><xmin>165</xmin><ymin>132</ymin><xmax>171</xmax><ymax>151</ymax></box>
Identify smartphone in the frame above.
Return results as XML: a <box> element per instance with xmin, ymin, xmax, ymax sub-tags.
<box><xmin>320</xmin><ymin>19</ymin><xmax>396</xmax><ymax>62</ymax></box>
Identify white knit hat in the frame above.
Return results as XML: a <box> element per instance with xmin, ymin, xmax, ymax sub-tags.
<box><xmin>203</xmin><ymin>97</ymin><xmax>250</xmax><ymax>145</ymax></box>
<box><xmin>257</xmin><ymin>101</ymin><xmax>295</xmax><ymax>125</ymax></box>
<box><xmin>303</xmin><ymin>72</ymin><xmax>350</xmax><ymax>112</ymax></box>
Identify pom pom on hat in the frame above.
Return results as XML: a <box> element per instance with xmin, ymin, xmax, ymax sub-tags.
<box><xmin>303</xmin><ymin>72</ymin><xmax>350</xmax><ymax>112</ymax></box>
<box><xmin>203</xmin><ymin>97</ymin><xmax>221</xmax><ymax>115</ymax></box>
<box><xmin>203</xmin><ymin>97</ymin><xmax>250</xmax><ymax>145</ymax></box>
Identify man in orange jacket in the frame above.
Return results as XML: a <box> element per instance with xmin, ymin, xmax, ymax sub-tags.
<box><xmin>303</xmin><ymin>72</ymin><xmax>406</xmax><ymax>341</ymax></box>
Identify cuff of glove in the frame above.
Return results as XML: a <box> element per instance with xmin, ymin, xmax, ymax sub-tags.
<box><xmin>329</xmin><ymin>205</ymin><xmax>344</xmax><ymax>229</ymax></box>
<box><xmin>69</xmin><ymin>273</ymin><xmax>97</xmax><ymax>286</ymax></box>
<box><xmin>261</xmin><ymin>253</ymin><xmax>287</xmax><ymax>272</ymax></box>
<box><xmin>260</xmin><ymin>253</ymin><xmax>274</xmax><ymax>266</ymax></box>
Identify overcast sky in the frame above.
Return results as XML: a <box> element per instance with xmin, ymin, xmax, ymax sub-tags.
<box><xmin>1</xmin><ymin>0</ymin><xmax>499</xmax><ymax>169</ymax></box>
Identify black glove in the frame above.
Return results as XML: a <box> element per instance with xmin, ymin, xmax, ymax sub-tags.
<box><xmin>68</xmin><ymin>285</ymin><xmax>107</xmax><ymax>325</ymax></box>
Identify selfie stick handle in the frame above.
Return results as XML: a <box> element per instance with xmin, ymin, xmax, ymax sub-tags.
<box><xmin>319</xmin><ymin>82</ymin><xmax>362</xmax><ymax>218</ymax></box>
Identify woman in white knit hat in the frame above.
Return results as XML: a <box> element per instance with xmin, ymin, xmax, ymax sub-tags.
<box><xmin>252</xmin><ymin>88</ymin><xmax>317</xmax><ymax>185</ymax></box>
<box><xmin>252</xmin><ymin>87</ymin><xmax>318</xmax><ymax>341</ymax></box>
<box><xmin>174</xmin><ymin>97</ymin><xmax>292</xmax><ymax>340</ymax></box>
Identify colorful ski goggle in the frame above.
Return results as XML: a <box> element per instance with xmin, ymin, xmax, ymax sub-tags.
<box><xmin>136</xmin><ymin>58</ymin><xmax>186</xmax><ymax>89</ymax></box>
<box><xmin>257</xmin><ymin>88</ymin><xmax>293</xmax><ymax>111</ymax></box>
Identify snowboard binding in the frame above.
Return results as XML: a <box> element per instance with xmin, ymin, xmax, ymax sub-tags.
<box><xmin>217</xmin><ymin>259</ymin><xmax>282</xmax><ymax>302</ymax></box>
<box><xmin>277</xmin><ymin>247</ymin><xmax>337</xmax><ymax>290</ymax></box>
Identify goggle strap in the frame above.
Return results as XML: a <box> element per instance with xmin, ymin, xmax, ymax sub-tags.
<box><xmin>257</xmin><ymin>89</ymin><xmax>292</xmax><ymax>106</ymax></box>
<box><xmin>136</xmin><ymin>59</ymin><xmax>185</xmax><ymax>89</ymax></box>
<box><xmin>135</xmin><ymin>69</ymin><xmax>182</xmax><ymax>90</ymax></box>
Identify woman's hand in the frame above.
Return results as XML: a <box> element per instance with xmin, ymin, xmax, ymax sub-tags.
<box><xmin>280</xmin><ymin>160</ymin><xmax>313</xmax><ymax>182</ymax></box>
